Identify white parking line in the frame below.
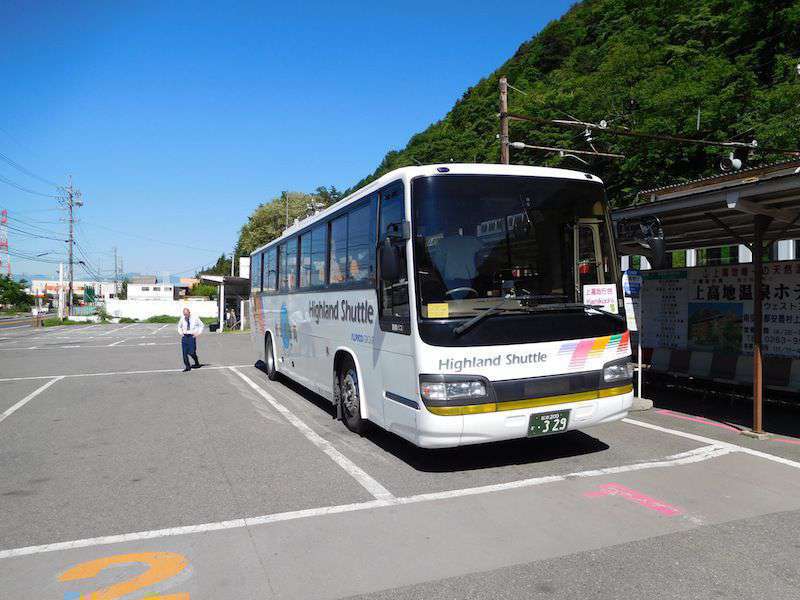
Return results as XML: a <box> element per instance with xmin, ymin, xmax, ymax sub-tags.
<box><xmin>623</xmin><ymin>417</ymin><xmax>800</xmax><ymax>470</ymax></box>
<box><xmin>0</xmin><ymin>376</ymin><xmax>63</xmax><ymax>426</ymax></box>
<box><xmin>0</xmin><ymin>443</ymin><xmax>730</xmax><ymax>560</ymax></box>
<box><xmin>0</xmin><ymin>342</ymin><xmax>176</xmax><ymax>352</ymax></box>
<box><xmin>0</xmin><ymin>364</ymin><xmax>253</xmax><ymax>382</ymax></box>
<box><xmin>230</xmin><ymin>366</ymin><xmax>394</xmax><ymax>501</ymax></box>
<box><xmin>153</xmin><ymin>323</ymin><xmax>170</xmax><ymax>334</ymax></box>
<box><xmin>97</xmin><ymin>325</ymin><xmax>128</xmax><ymax>336</ymax></box>
<box><xmin>0</xmin><ymin>326</ymin><xmax>68</xmax><ymax>341</ymax></box>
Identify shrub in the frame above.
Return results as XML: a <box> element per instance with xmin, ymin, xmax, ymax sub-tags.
<box><xmin>43</xmin><ymin>317</ymin><xmax>84</xmax><ymax>327</ymax></box>
<box><xmin>188</xmin><ymin>283</ymin><xmax>218</xmax><ymax>299</ymax></box>
<box><xmin>145</xmin><ymin>315</ymin><xmax>179</xmax><ymax>323</ymax></box>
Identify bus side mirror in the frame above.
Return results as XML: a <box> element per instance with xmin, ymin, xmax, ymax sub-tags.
<box><xmin>385</xmin><ymin>221</ymin><xmax>411</xmax><ymax>242</ymax></box>
<box><xmin>615</xmin><ymin>216</ymin><xmax>667</xmax><ymax>269</ymax></box>
<box><xmin>380</xmin><ymin>239</ymin><xmax>401</xmax><ymax>281</ymax></box>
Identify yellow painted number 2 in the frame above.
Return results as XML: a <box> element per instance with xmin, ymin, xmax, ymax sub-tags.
<box><xmin>59</xmin><ymin>551</ymin><xmax>189</xmax><ymax>600</ymax></box>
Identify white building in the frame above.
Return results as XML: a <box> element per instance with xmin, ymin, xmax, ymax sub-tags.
<box><xmin>30</xmin><ymin>279</ymin><xmax>120</xmax><ymax>302</ymax></box>
<box><xmin>126</xmin><ymin>282</ymin><xmax>175</xmax><ymax>301</ymax></box>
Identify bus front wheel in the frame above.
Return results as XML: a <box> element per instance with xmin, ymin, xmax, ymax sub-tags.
<box><xmin>338</xmin><ymin>356</ymin><xmax>371</xmax><ymax>435</ymax></box>
<box><xmin>264</xmin><ymin>334</ymin><xmax>279</xmax><ymax>381</ymax></box>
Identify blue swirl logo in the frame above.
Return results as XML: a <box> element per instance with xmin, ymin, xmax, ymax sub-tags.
<box><xmin>280</xmin><ymin>304</ymin><xmax>291</xmax><ymax>349</ymax></box>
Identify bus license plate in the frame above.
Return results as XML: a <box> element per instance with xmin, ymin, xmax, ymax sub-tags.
<box><xmin>528</xmin><ymin>410</ymin><xmax>570</xmax><ymax>437</ymax></box>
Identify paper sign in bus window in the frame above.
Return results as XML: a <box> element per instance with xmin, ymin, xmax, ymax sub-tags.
<box><xmin>583</xmin><ymin>284</ymin><xmax>618</xmax><ymax>314</ymax></box>
<box><xmin>427</xmin><ymin>303</ymin><xmax>450</xmax><ymax>318</ymax></box>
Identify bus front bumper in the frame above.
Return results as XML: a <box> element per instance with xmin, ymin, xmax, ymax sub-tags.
<box><xmin>414</xmin><ymin>385</ymin><xmax>634</xmax><ymax>448</ymax></box>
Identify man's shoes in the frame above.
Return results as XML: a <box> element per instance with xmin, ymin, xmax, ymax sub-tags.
<box><xmin>192</xmin><ymin>363</ymin><xmax>202</xmax><ymax>369</ymax></box>
<box><xmin>182</xmin><ymin>367</ymin><xmax>191</xmax><ymax>372</ymax></box>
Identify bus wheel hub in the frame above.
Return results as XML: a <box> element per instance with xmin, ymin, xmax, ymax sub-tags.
<box><xmin>342</xmin><ymin>372</ymin><xmax>358</xmax><ymax>413</ymax></box>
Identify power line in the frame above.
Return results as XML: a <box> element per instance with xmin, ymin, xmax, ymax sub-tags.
<box><xmin>0</xmin><ymin>150</ymin><xmax>60</xmax><ymax>188</ymax></box>
<box><xmin>75</xmin><ymin>241</ymin><xmax>104</xmax><ymax>280</ymax></box>
<box><xmin>7</xmin><ymin>249</ymin><xmax>64</xmax><ymax>264</ymax></box>
<box><xmin>5</xmin><ymin>215</ymin><xmax>65</xmax><ymax>238</ymax></box>
<box><xmin>0</xmin><ymin>174</ymin><xmax>60</xmax><ymax>198</ymax></box>
<box><xmin>503</xmin><ymin>112</ymin><xmax>800</xmax><ymax>156</ymax></box>
<box><xmin>4</xmin><ymin>223</ymin><xmax>66</xmax><ymax>242</ymax></box>
<box><xmin>80</xmin><ymin>220</ymin><xmax>221</xmax><ymax>253</ymax></box>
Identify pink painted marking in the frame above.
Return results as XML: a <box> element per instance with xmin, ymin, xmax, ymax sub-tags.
<box><xmin>656</xmin><ymin>409</ymin><xmax>740</xmax><ymax>432</ymax></box>
<box><xmin>772</xmin><ymin>437</ymin><xmax>800</xmax><ymax>446</ymax></box>
<box><xmin>584</xmin><ymin>483</ymin><xmax>682</xmax><ymax>516</ymax></box>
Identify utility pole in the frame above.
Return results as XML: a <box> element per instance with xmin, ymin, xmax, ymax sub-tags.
<box><xmin>61</xmin><ymin>177</ymin><xmax>82</xmax><ymax>318</ymax></box>
<box><xmin>58</xmin><ymin>262</ymin><xmax>65</xmax><ymax>320</ymax></box>
<box><xmin>119</xmin><ymin>257</ymin><xmax>125</xmax><ymax>299</ymax></box>
<box><xmin>0</xmin><ymin>209</ymin><xmax>9</xmax><ymax>277</ymax></box>
<box><xmin>499</xmin><ymin>76</ymin><xmax>510</xmax><ymax>165</ymax></box>
<box><xmin>66</xmin><ymin>179</ymin><xmax>75</xmax><ymax>316</ymax></box>
<box><xmin>113</xmin><ymin>246</ymin><xmax>119</xmax><ymax>297</ymax></box>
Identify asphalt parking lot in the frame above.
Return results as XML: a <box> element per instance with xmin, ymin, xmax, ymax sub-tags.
<box><xmin>1</xmin><ymin>323</ymin><xmax>800</xmax><ymax>599</ymax></box>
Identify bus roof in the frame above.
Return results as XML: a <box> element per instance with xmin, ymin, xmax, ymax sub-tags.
<box><xmin>249</xmin><ymin>163</ymin><xmax>604</xmax><ymax>256</ymax></box>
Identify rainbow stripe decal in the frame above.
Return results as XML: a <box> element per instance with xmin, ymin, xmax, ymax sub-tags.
<box><xmin>558</xmin><ymin>331</ymin><xmax>630</xmax><ymax>369</ymax></box>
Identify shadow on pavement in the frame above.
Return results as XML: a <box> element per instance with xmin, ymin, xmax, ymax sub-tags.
<box><xmin>255</xmin><ymin>362</ymin><xmax>611</xmax><ymax>473</ymax></box>
<box><xmin>644</xmin><ymin>375</ymin><xmax>800</xmax><ymax>439</ymax></box>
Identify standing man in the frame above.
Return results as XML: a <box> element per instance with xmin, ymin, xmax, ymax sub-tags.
<box><xmin>178</xmin><ymin>307</ymin><xmax>204</xmax><ymax>372</ymax></box>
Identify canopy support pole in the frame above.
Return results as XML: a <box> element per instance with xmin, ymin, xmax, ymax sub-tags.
<box><xmin>751</xmin><ymin>214</ymin><xmax>772</xmax><ymax>434</ymax></box>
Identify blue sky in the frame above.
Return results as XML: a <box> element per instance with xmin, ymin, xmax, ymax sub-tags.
<box><xmin>0</xmin><ymin>0</ymin><xmax>574</xmax><ymax>280</ymax></box>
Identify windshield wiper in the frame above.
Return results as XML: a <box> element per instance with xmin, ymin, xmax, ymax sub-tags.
<box><xmin>452</xmin><ymin>302</ymin><xmax>527</xmax><ymax>336</ymax></box>
<box><xmin>523</xmin><ymin>302</ymin><xmax>623</xmax><ymax>319</ymax></box>
<box><xmin>452</xmin><ymin>300</ymin><xmax>621</xmax><ymax>336</ymax></box>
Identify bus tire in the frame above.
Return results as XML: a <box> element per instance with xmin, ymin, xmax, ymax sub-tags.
<box><xmin>264</xmin><ymin>334</ymin><xmax>279</xmax><ymax>381</ymax></box>
<box><xmin>338</xmin><ymin>355</ymin><xmax>371</xmax><ymax>435</ymax></box>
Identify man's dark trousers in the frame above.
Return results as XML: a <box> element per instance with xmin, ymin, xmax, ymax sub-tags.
<box><xmin>182</xmin><ymin>334</ymin><xmax>199</xmax><ymax>368</ymax></box>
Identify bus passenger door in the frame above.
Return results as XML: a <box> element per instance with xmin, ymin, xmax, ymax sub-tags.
<box><xmin>375</xmin><ymin>184</ymin><xmax>416</xmax><ymax>439</ymax></box>
<box><xmin>574</xmin><ymin>218</ymin><xmax>605</xmax><ymax>300</ymax></box>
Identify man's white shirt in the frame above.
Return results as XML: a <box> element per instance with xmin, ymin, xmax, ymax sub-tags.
<box><xmin>178</xmin><ymin>315</ymin><xmax>204</xmax><ymax>336</ymax></box>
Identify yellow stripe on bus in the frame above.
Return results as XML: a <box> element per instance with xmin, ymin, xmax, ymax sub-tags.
<box><xmin>425</xmin><ymin>384</ymin><xmax>634</xmax><ymax>416</ymax></box>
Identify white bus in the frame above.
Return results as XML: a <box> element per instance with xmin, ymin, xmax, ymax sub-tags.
<box><xmin>249</xmin><ymin>164</ymin><xmax>632</xmax><ymax>448</ymax></box>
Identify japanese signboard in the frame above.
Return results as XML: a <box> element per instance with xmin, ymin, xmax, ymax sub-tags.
<box><xmin>622</xmin><ymin>269</ymin><xmax>642</xmax><ymax>332</ymax></box>
<box><xmin>640</xmin><ymin>261</ymin><xmax>800</xmax><ymax>358</ymax></box>
<box><xmin>583</xmin><ymin>283</ymin><xmax>619</xmax><ymax>314</ymax></box>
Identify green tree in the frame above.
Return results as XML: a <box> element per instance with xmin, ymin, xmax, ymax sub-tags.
<box><xmin>235</xmin><ymin>187</ymin><xmax>341</xmax><ymax>256</ymax></box>
<box><xmin>0</xmin><ymin>276</ymin><xmax>33</xmax><ymax>309</ymax></box>
<box><xmin>188</xmin><ymin>283</ymin><xmax>218</xmax><ymax>298</ymax></box>
<box><xmin>197</xmin><ymin>254</ymin><xmax>232</xmax><ymax>277</ymax></box>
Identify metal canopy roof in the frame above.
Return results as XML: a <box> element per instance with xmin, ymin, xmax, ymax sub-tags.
<box><xmin>612</xmin><ymin>160</ymin><xmax>800</xmax><ymax>251</ymax></box>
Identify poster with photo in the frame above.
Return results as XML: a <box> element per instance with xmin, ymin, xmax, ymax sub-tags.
<box><xmin>639</xmin><ymin>261</ymin><xmax>800</xmax><ymax>358</ymax></box>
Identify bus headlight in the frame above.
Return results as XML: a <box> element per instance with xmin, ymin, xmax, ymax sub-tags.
<box><xmin>602</xmin><ymin>357</ymin><xmax>633</xmax><ymax>383</ymax></box>
<box><xmin>420</xmin><ymin>379</ymin><xmax>487</xmax><ymax>403</ymax></box>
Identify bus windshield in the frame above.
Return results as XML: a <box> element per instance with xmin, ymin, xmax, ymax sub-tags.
<box><xmin>412</xmin><ymin>175</ymin><xmax>616</xmax><ymax>319</ymax></box>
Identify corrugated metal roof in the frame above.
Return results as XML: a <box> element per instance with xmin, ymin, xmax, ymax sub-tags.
<box><xmin>637</xmin><ymin>159</ymin><xmax>800</xmax><ymax>199</ymax></box>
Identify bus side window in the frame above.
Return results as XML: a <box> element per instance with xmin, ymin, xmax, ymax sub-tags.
<box><xmin>378</xmin><ymin>183</ymin><xmax>410</xmax><ymax>333</ymax></box>
<box><xmin>299</xmin><ymin>232</ymin><xmax>312</xmax><ymax>288</ymax></box>
<box><xmin>251</xmin><ymin>252</ymin><xmax>263</xmax><ymax>293</ymax></box>
<box><xmin>259</xmin><ymin>252</ymin><xmax>264</xmax><ymax>292</ymax></box>
<box><xmin>347</xmin><ymin>200</ymin><xmax>376</xmax><ymax>283</ymax></box>
<box><xmin>329</xmin><ymin>215</ymin><xmax>348</xmax><ymax>285</ymax></box>
<box><xmin>265</xmin><ymin>247</ymin><xmax>277</xmax><ymax>291</ymax></box>
<box><xmin>310</xmin><ymin>224</ymin><xmax>327</xmax><ymax>287</ymax></box>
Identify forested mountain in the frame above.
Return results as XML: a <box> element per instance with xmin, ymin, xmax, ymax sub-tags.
<box><xmin>237</xmin><ymin>0</ymin><xmax>799</xmax><ymax>255</ymax></box>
